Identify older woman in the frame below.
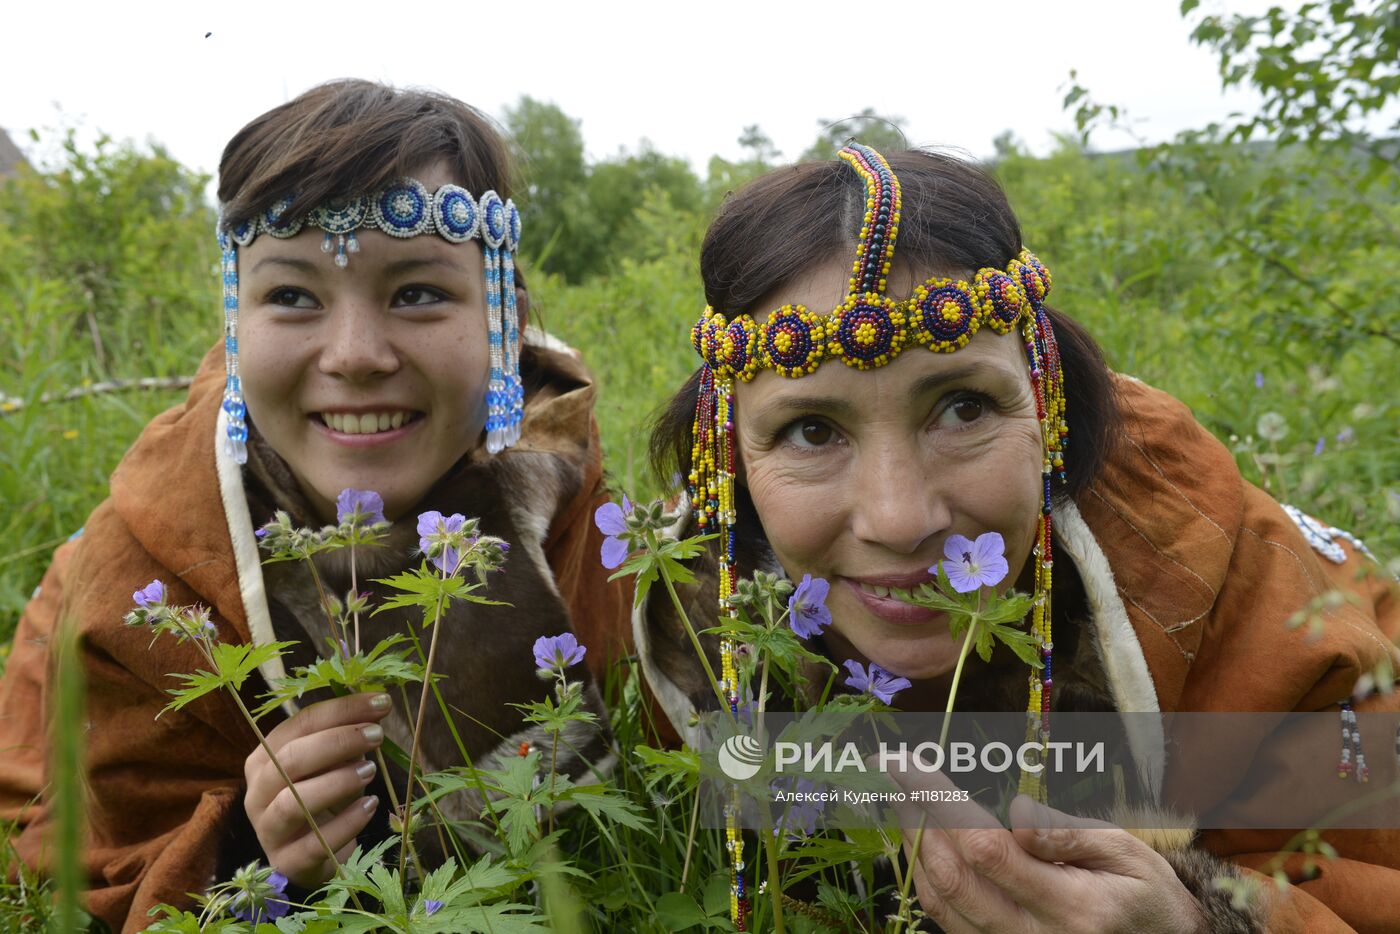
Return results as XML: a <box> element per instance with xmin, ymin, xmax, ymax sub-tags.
<box><xmin>638</xmin><ymin>146</ymin><xmax>1400</xmax><ymax>932</ymax></box>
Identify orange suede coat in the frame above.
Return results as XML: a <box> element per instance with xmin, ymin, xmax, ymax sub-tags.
<box><xmin>632</xmin><ymin>375</ymin><xmax>1400</xmax><ymax>933</ymax></box>
<box><xmin>1082</xmin><ymin>377</ymin><xmax>1400</xmax><ymax>933</ymax></box>
<box><xmin>0</xmin><ymin>342</ymin><xmax>633</xmax><ymax>932</ymax></box>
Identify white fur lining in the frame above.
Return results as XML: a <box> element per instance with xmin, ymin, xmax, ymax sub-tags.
<box><xmin>523</xmin><ymin>324</ymin><xmax>577</xmax><ymax>357</ymax></box>
<box><xmin>1055</xmin><ymin>499</ymin><xmax>1165</xmax><ymax>799</ymax></box>
<box><xmin>215</xmin><ymin>408</ymin><xmax>291</xmax><ymax>698</ymax></box>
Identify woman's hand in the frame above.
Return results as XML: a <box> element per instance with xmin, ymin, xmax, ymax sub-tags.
<box><xmin>243</xmin><ymin>693</ymin><xmax>391</xmax><ymax>888</ymax></box>
<box><xmin>894</xmin><ymin>774</ymin><xmax>1207</xmax><ymax>933</ymax></box>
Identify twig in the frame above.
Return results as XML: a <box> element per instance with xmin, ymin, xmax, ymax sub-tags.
<box><xmin>0</xmin><ymin>376</ymin><xmax>192</xmax><ymax>417</ymax></box>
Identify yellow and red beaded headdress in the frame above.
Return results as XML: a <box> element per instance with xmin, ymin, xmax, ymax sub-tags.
<box><xmin>689</xmin><ymin>144</ymin><xmax>1068</xmax><ymax>929</ymax></box>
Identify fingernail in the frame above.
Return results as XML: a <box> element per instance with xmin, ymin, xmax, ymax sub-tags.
<box><xmin>356</xmin><ymin>760</ymin><xmax>376</xmax><ymax>781</ymax></box>
<box><xmin>368</xmin><ymin>693</ymin><xmax>391</xmax><ymax>710</ymax></box>
<box><xmin>362</xmin><ymin>795</ymin><xmax>378</xmax><ymax>813</ymax></box>
<box><xmin>361</xmin><ymin>724</ymin><xmax>383</xmax><ymax>743</ymax></box>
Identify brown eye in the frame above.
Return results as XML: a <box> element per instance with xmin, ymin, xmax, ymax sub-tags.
<box><xmin>269</xmin><ymin>287</ymin><xmax>315</xmax><ymax>308</ymax></box>
<box><xmin>395</xmin><ymin>286</ymin><xmax>444</xmax><ymax>307</ymax></box>
<box><xmin>798</xmin><ymin>419</ymin><xmax>832</xmax><ymax>446</ymax></box>
<box><xmin>951</xmin><ymin>397</ymin><xmax>984</xmax><ymax>423</ymax></box>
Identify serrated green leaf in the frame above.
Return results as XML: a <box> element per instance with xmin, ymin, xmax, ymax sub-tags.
<box><xmin>634</xmin><ymin>744</ymin><xmax>702</xmax><ymax>787</ymax></box>
<box><xmin>159</xmin><ymin>641</ymin><xmax>297</xmax><ymax>717</ymax></box>
<box><xmin>558</xmin><ymin>783</ymin><xmax>652</xmax><ymax>833</ymax></box>
<box><xmin>255</xmin><ymin>637</ymin><xmax>425</xmax><ymax>717</ymax></box>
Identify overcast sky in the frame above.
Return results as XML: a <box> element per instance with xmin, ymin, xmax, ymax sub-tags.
<box><xmin>6</xmin><ymin>0</ymin><xmax>1283</xmax><ymax>178</ymax></box>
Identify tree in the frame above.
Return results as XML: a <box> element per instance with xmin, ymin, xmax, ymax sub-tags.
<box><xmin>502</xmin><ymin>97</ymin><xmax>589</xmax><ymax>279</ymax></box>
<box><xmin>1062</xmin><ymin>1</ymin><xmax>1400</xmax><ymax>349</ymax></box>
<box><xmin>587</xmin><ymin>143</ymin><xmax>703</xmax><ymax>268</ymax></box>
<box><xmin>800</xmin><ymin>108</ymin><xmax>909</xmax><ymax>162</ymax></box>
<box><xmin>737</xmin><ymin>125</ymin><xmax>781</xmax><ymax>164</ymax></box>
<box><xmin>1183</xmin><ymin>0</ymin><xmax>1399</xmax><ymax>179</ymax></box>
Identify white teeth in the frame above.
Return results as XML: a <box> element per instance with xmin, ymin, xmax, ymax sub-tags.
<box><xmin>321</xmin><ymin>411</ymin><xmax>412</xmax><ymax>434</ymax></box>
<box><xmin>859</xmin><ymin>583</ymin><xmax>893</xmax><ymax>599</ymax></box>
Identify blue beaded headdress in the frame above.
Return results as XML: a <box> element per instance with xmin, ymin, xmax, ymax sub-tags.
<box><xmin>215</xmin><ymin>178</ymin><xmax>524</xmax><ymax>464</ymax></box>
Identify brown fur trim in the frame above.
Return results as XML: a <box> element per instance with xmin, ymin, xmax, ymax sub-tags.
<box><xmin>1161</xmin><ymin>845</ymin><xmax>1269</xmax><ymax>933</ymax></box>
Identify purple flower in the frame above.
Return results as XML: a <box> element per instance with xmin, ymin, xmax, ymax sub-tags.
<box><xmin>594</xmin><ymin>496</ymin><xmax>633</xmax><ymax>570</ymax></box>
<box><xmin>417</xmin><ymin>510</ymin><xmax>467</xmax><ymax>573</ymax></box>
<box><xmin>229</xmin><ymin>869</ymin><xmax>289</xmax><ymax>923</ymax></box>
<box><xmin>773</xmin><ymin>777</ymin><xmax>822</xmax><ymax>839</ymax></box>
<box><xmin>534</xmin><ymin>632</ymin><xmax>587</xmax><ymax>673</ymax></box>
<box><xmin>336</xmin><ymin>488</ymin><xmax>386</xmax><ymax>526</ymax></box>
<box><xmin>423</xmin><ymin>898</ymin><xmax>444</xmax><ymax>916</ymax></box>
<box><xmin>1314</xmin><ymin>436</ymin><xmax>1325</xmax><ymax>456</ymax></box>
<box><xmin>1336</xmin><ymin>426</ymin><xmax>1355</xmax><ymax>444</ymax></box>
<box><xmin>940</xmin><ymin>532</ymin><xmax>1010</xmax><ymax>593</ymax></box>
<box><xmin>1254</xmin><ymin>371</ymin><xmax>1265</xmax><ymax>389</ymax></box>
<box><xmin>132</xmin><ymin>579</ymin><xmax>165</xmax><ymax>609</ymax></box>
<box><xmin>787</xmin><ymin>574</ymin><xmax>832</xmax><ymax>638</ymax></box>
<box><xmin>842</xmin><ymin>659</ymin><xmax>912</xmax><ymax>705</ymax></box>
<box><xmin>254</xmin><ymin>527</ymin><xmax>268</xmax><ymax>539</ymax></box>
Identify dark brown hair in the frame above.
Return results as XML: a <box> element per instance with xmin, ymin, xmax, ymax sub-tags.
<box><xmin>217</xmin><ymin>79</ymin><xmax>513</xmax><ymax>233</ymax></box>
<box><xmin>651</xmin><ymin>148</ymin><xmax>1119</xmax><ymax>502</ymax></box>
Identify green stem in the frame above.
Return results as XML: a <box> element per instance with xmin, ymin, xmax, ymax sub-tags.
<box><xmin>650</xmin><ymin>532</ymin><xmax>734</xmax><ymax>720</ymax></box>
<box><xmin>938</xmin><ymin>600</ymin><xmax>981</xmax><ymax>749</ymax></box>
<box><xmin>402</xmin><ymin>621</ymin><xmax>505</xmax><ymax>831</ymax></box>
<box><xmin>547</xmin><ymin>723</ymin><xmax>560</xmax><ymax>838</ymax></box>
<box><xmin>677</xmin><ymin>786</ymin><xmax>701</xmax><ymax>894</ymax></box>
<box><xmin>765</xmin><ymin>823</ymin><xmax>787</xmax><ymax>934</ymax></box>
<box><xmin>373</xmin><ymin>747</ymin><xmax>426</xmax><ymax>881</ymax></box>
<box><xmin>757</xmin><ymin>593</ymin><xmax>775</xmax><ymax>732</ymax></box>
<box><xmin>301</xmin><ymin>555</ymin><xmax>341</xmax><ymax>655</ymax></box>
<box><xmin>897</xmin><ymin>596</ymin><xmax>983</xmax><ymax>933</ymax></box>
<box><xmin>756</xmin><ymin>657</ymin><xmax>772</xmax><ymax>737</ymax></box>
<box><xmin>225</xmin><ymin>687</ymin><xmax>363</xmax><ymax>910</ymax></box>
<box><xmin>399</xmin><ymin>581</ymin><xmax>449</xmax><ymax>882</ymax></box>
<box><xmin>350</xmin><ymin>544</ymin><xmax>360</xmax><ymax>656</ymax></box>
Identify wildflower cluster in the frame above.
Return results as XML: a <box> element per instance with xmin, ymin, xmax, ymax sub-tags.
<box><xmin>202</xmin><ymin>862</ymin><xmax>291</xmax><ymax>925</ymax></box>
<box><xmin>135</xmin><ymin>490</ymin><xmax>569</xmax><ymax>931</ymax></box>
<box><xmin>130</xmin><ymin>484</ymin><xmax>1050</xmax><ymax>933</ymax></box>
<box><xmin>122</xmin><ymin>579</ymin><xmax>216</xmax><ymax>644</ymax></box>
<box><xmin>590</xmin><ymin>489</ymin><xmax>1056</xmax><ymax>930</ymax></box>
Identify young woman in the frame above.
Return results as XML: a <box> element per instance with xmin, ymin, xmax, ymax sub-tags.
<box><xmin>0</xmin><ymin>80</ymin><xmax>632</xmax><ymax>930</ymax></box>
<box><xmin>639</xmin><ymin>145</ymin><xmax>1400</xmax><ymax>932</ymax></box>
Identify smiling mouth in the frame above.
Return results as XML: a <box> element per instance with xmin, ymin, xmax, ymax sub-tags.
<box><xmin>844</xmin><ymin>577</ymin><xmax>942</xmax><ymax>626</ymax></box>
<box><xmin>317</xmin><ymin>411</ymin><xmax>421</xmax><ymax>435</ymax></box>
